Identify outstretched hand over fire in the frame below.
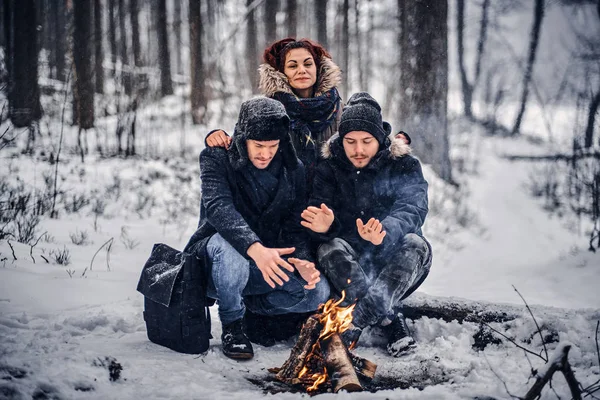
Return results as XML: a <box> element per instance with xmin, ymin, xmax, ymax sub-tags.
<box><xmin>288</xmin><ymin>258</ymin><xmax>321</xmax><ymax>289</ymax></box>
<box><xmin>301</xmin><ymin>203</ymin><xmax>334</xmax><ymax>233</ymax></box>
<box><xmin>356</xmin><ymin>217</ymin><xmax>386</xmax><ymax>245</ymax></box>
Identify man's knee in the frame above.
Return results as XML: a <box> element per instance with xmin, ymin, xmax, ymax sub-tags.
<box><xmin>304</xmin><ymin>279</ymin><xmax>331</xmax><ymax>311</ymax></box>
<box><xmin>401</xmin><ymin>233</ymin><xmax>431</xmax><ymax>266</ymax></box>
<box><xmin>317</xmin><ymin>238</ymin><xmax>354</xmax><ymax>260</ymax></box>
<box><xmin>207</xmin><ymin>234</ymin><xmax>249</xmax><ymax>287</ymax></box>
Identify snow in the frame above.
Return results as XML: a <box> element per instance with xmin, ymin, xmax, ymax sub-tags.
<box><xmin>2</xmin><ymin>2</ymin><xmax>600</xmax><ymax>399</ymax></box>
<box><xmin>1</xmin><ymin>120</ymin><xmax>598</xmax><ymax>399</ymax></box>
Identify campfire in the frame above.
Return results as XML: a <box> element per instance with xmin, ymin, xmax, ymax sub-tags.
<box><xmin>269</xmin><ymin>292</ymin><xmax>377</xmax><ymax>393</ymax></box>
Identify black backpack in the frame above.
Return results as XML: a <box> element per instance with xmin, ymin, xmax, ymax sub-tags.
<box><xmin>136</xmin><ymin>243</ymin><xmax>212</xmax><ymax>354</ymax></box>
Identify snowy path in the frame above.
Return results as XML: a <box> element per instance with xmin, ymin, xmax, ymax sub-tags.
<box><xmin>421</xmin><ymin>136</ymin><xmax>600</xmax><ymax>309</ymax></box>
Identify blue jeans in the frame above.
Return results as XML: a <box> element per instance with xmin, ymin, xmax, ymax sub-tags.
<box><xmin>205</xmin><ymin>234</ymin><xmax>330</xmax><ymax>325</ymax></box>
<box><xmin>317</xmin><ymin>233</ymin><xmax>432</xmax><ymax>328</ymax></box>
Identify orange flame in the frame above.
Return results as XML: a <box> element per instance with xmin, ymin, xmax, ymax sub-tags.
<box><xmin>301</xmin><ymin>291</ymin><xmax>356</xmax><ymax>392</ymax></box>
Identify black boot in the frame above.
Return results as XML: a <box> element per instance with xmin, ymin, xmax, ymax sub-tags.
<box><xmin>243</xmin><ymin>310</ymin><xmax>276</xmax><ymax>347</ymax></box>
<box><xmin>221</xmin><ymin>319</ymin><xmax>254</xmax><ymax>360</ymax></box>
<box><xmin>386</xmin><ymin>312</ymin><xmax>416</xmax><ymax>357</ymax></box>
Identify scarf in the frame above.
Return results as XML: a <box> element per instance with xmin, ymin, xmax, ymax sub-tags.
<box><xmin>272</xmin><ymin>88</ymin><xmax>341</xmax><ymax>170</ymax></box>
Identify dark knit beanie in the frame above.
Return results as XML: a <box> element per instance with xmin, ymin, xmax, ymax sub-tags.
<box><xmin>230</xmin><ymin>97</ymin><xmax>298</xmax><ymax>169</ymax></box>
<box><xmin>339</xmin><ymin>92</ymin><xmax>391</xmax><ymax>145</ymax></box>
<box><xmin>239</xmin><ymin>97</ymin><xmax>290</xmax><ymax>141</ymax></box>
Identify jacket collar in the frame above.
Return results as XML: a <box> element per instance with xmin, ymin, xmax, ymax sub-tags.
<box><xmin>258</xmin><ymin>57</ymin><xmax>342</xmax><ymax>98</ymax></box>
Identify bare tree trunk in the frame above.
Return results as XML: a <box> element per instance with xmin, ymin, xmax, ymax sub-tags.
<box><xmin>189</xmin><ymin>0</ymin><xmax>207</xmax><ymax>124</ymax></box>
<box><xmin>315</xmin><ymin>0</ymin><xmax>328</xmax><ymax>48</ymax></box>
<box><xmin>584</xmin><ymin>83</ymin><xmax>600</xmax><ymax>148</ymax></box>
<box><xmin>157</xmin><ymin>0</ymin><xmax>173</xmax><ymax>96</ymax></box>
<box><xmin>246</xmin><ymin>0</ymin><xmax>259</xmax><ymax>93</ymax></box>
<box><xmin>130</xmin><ymin>0</ymin><xmax>141</xmax><ymax>67</ymax></box>
<box><xmin>457</xmin><ymin>0</ymin><xmax>489</xmax><ymax>119</ymax></box>
<box><xmin>108</xmin><ymin>0</ymin><xmax>117</xmax><ymax>75</ymax></box>
<box><xmin>341</xmin><ymin>0</ymin><xmax>349</xmax><ymax>98</ymax></box>
<box><xmin>73</xmin><ymin>0</ymin><xmax>94</xmax><ymax>130</ymax></box>
<box><xmin>354</xmin><ymin>0</ymin><xmax>366</xmax><ymax>91</ymax></box>
<box><xmin>512</xmin><ymin>0</ymin><xmax>545</xmax><ymax>135</ymax></box>
<box><xmin>398</xmin><ymin>0</ymin><xmax>452</xmax><ymax>182</ymax></box>
<box><xmin>8</xmin><ymin>0</ymin><xmax>42</xmax><ymax>128</ymax></box>
<box><xmin>456</xmin><ymin>0</ymin><xmax>472</xmax><ymax>118</ymax></box>
<box><xmin>118</xmin><ymin>0</ymin><xmax>131</xmax><ymax>94</ymax></box>
<box><xmin>94</xmin><ymin>0</ymin><xmax>104</xmax><ymax>94</ymax></box>
<box><xmin>265</xmin><ymin>0</ymin><xmax>277</xmax><ymax>45</ymax></box>
<box><xmin>173</xmin><ymin>0</ymin><xmax>182</xmax><ymax>75</ymax></box>
<box><xmin>287</xmin><ymin>0</ymin><xmax>297</xmax><ymax>38</ymax></box>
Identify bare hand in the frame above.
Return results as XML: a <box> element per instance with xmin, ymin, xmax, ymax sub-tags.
<box><xmin>247</xmin><ymin>242</ymin><xmax>295</xmax><ymax>288</ymax></box>
<box><xmin>206</xmin><ymin>129</ymin><xmax>232</xmax><ymax>148</ymax></box>
<box><xmin>301</xmin><ymin>203</ymin><xmax>334</xmax><ymax>233</ymax></box>
<box><xmin>356</xmin><ymin>217</ymin><xmax>386</xmax><ymax>245</ymax></box>
<box><xmin>288</xmin><ymin>257</ymin><xmax>321</xmax><ymax>289</ymax></box>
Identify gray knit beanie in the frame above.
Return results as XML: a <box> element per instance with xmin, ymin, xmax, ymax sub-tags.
<box><xmin>339</xmin><ymin>92</ymin><xmax>391</xmax><ymax>145</ymax></box>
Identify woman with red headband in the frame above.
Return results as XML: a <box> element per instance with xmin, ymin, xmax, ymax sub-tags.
<box><xmin>206</xmin><ymin>38</ymin><xmax>345</xmax><ymax>181</ymax></box>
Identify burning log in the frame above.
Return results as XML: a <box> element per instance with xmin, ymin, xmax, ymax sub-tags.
<box><xmin>322</xmin><ymin>333</ymin><xmax>362</xmax><ymax>392</ymax></box>
<box><xmin>275</xmin><ymin>315</ymin><xmax>323</xmax><ymax>382</ymax></box>
<box><xmin>349</xmin><ymin>353</ymin><xmax>377</xmax><ymax>381</ymax></box>
<box><xmin>272</xmin><ymin>293</ymin><xmax>377</xmax><ymax>393</ymax></box>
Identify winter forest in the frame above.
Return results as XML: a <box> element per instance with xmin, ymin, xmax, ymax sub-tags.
<box><xmin>1</xmin><ymin>0</ymin><xmax>600</xmax><ymax>399</ymax></box>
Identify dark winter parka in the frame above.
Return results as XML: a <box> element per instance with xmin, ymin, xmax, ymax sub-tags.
<box><xmin>184</xmin><ymin>99</ymin><xmax>312</xmax><ymax>262</ymax></box>
<box><xmin>309</xmin><ymin>133</ymin><xmax>429</xmax><ymax>255</ymax></box>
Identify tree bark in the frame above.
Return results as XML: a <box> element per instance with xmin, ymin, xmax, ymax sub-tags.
<box><xmin>189</xmin><ymin>0</ymin><xmax>207</xmax><ymax>124</ymax></box>
<box><xmin>315</xmin><ymin>0</ymin><xmax>328</xmax><ymax>48</ymax></box>
<box><xmin>276</xmin><ymin>315</ymin><xmax>323</xmax><ymax>382</ymax></box>
<box><xmin>94</xmin><ymin>0</ymin><xmax>104</xmax><ymax>94</ymax></box>
<box><xmin>108</xmin><ymin>0</ymin><xmax>117</xmax><ymax>74</ymax></box>
<box><xmin>245</xmin><ymin>0</ymin><xmax>259</xmax><ymax>92</ymax></box>
<box><xmin>323</xmin><ymin>334</ymin><xmax>362</xmax><ymax>393</ymax></box>
<box><xmin>118</xmin><ymin>0</ymin><xmax>131</xmax><ymax>94</ymax></box>
<box><xmin>173</xmin><ymin>0</ymin><xmax>182</xmax><ymax>75</ymax></box>
<box><xmin>130</xmin><ymin>0</ymin><xmax>141</xmax><ymax>67</ymax></box>
<box><xmin>264</xmin><ymin>0</ymin><xmax>277</xmax><ymax>45</ymax></box>
<box><xmin>157</xmin><ymin>0</ymin><xmax>173</xmax><ymax>96</ymax></box>
<box><xmin>398</xmin><ymin>0</ymin><xmax>452</xmax><ymax>182</ymax></box>
<box><xmin>287</xmin><ymin>0</ymin><xmax>297</xmax><ymax>38</ymax></box>
<box><xmin>341</xmin><ymin>0</ymin><xmax>349</xmax><ymax>98</ymax></box>
<box><xmin>512</xmin><ymin>0</ymin><xmax>545</xmax><ymax>135</ymax></box>
<box><xmin>456</xmin><ymin>0</ymin><xmax>472</xmax><ymax>118</ymax></box>
<box><xmin>584</xmin><ymin>82</ymin><xmax>600</xmax><ymax>148</ymax></box>
<box><xmin>8</xmin><ymin>0</ymin><xmax>42</xmax><ymax>128</ymax></box>
<box><xmin>73</xmin><ymin>0</ymin><xmax>94</xmax><ymax>129</ymax></box>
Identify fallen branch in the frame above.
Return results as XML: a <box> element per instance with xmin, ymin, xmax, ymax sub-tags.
<box><xmin>502</xmin><ymin>152</ymin><xmax>600</xmax><ymax>162</ymax></box>
<box><xmin>513</xmin><ymin>285</ymin><xmax>548</xmax><ymax>361</ymax></box>
<box><xmin>90</xmin><ymin>237</ymin><xmax>114</xmax><ymax>271</ymax></box>
<box><xmin>401</xmin><ymin>293</ymin><xmax>520</xmax><ymax>324</ymax></box>
<box><xmin>29</xmin><ymin>231</ymin><xmax>47</xmax><ymax>264</ymax></box>
<box><xmin>523</xmin><ymin>343</ymin><xmax>581</xmax><ymax>400</ymax></box>
<box><xmin>7</xmin><ymin>240</ymin><xmax>16</xmax><ymax>261</ymax></box>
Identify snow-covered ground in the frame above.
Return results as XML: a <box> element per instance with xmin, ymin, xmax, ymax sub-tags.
<box><xmin>1</xmin><ymin>116</ymin><xmax>599</xmax><ymax>399</ymax></box>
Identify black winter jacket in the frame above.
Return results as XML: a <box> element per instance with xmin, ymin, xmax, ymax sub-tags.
<box><xmin>184</xmin><ymin>148</ymin><xmax>311</xmax><ymax>261</ymax></box>
<box><xmin>309</xmin><ymin>134</ymin><xmax>428</xmax><ymax>255</ymax></box>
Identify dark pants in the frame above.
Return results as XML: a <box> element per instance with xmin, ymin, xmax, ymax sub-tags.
<box><xmin>317</xmin><ymin>233</ymin><xmax>432</xmax><ymax>328</ymax></box>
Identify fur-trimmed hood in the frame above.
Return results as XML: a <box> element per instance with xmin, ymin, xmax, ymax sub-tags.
<box><xmin>258</xmin><ymin>57</ymin><xmax>342</xmax><ymax>98</ymax></box>
<box><xmin>320</xmin><ymin>133</ymin><xmax>412</xmax><ymax>160</ymax></box>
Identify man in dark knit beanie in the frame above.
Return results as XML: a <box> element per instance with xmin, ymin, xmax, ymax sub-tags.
<box><xmin>184</xmin><ymin>97</ymin><xmax>330</xmax><ymax>361</ymax></box>
<box><xmin>302</xmin><ymin>92</ymin><xmax>432</xmax><ymax>357</ymax></box>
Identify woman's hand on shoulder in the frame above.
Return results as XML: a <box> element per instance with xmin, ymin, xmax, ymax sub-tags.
<box><xmin>206</xmin><ymin>129</ymin><xmax>232</xmax><ymax>148</ymax></box>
